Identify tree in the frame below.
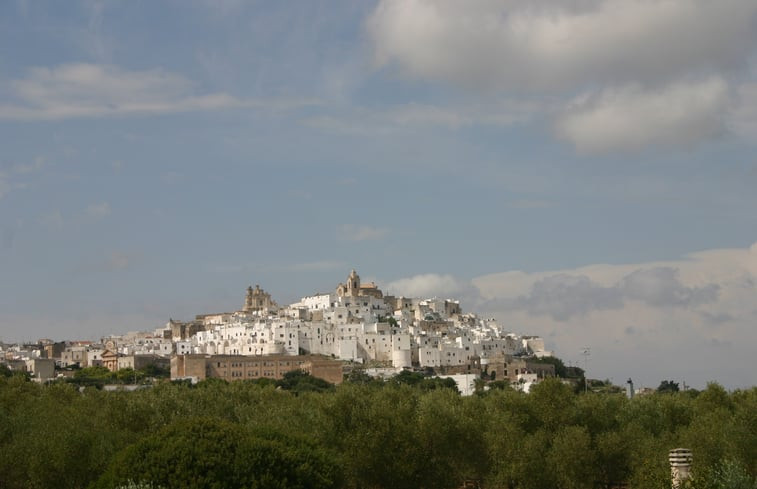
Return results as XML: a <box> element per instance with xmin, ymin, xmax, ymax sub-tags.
<box><xmin>345</xmin><ymin>367</ymin><xmax>383</xmax><ymax>385</ymax></box>
<box><xmin>93</xmin><ymin>417</ymin><xmax>341</xmax><ymax>489</ymax></box>
<box><xmin>276</xmin><ymin>369</ymin><xmax>334</xmax><ymax>394</ymax></box>
<box><xmin>692</xmin><ymin>459</ymin><xmax>757</xmax><ymax>489</ymax></box>
<box><xmin>139</xmin><ymin>363</ymin><xmax>170</xmax><ymax>379</ymax></box>
<box><xmin>528</xmin><ymin>355</ymin><xmax>568</xmax><ymax>377</ymax></box>
<box><xmin>390</xmin><ymin>370</ymin><xmax>459</xmax><ymax>392</ymax></box>
<box><xmin>0</xmin><ymin>363</ymin><xmax>12</xmax><ymax>378</ymax></box>
<box><xmin>548</xmin><ymin>425</ymin><xmax>597</xmax><ymax>489</ymax></box>
<box><xmin>115</xmin><ymin>367</ymin><xmax>145</xmax><ymax>383</ymax></box>
<box><xmin>657</xmin><ymin>380</ymin><xmax>680</xmax><ymax>393</ymax></box>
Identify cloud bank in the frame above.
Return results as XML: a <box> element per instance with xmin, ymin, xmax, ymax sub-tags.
<box><xmin>0</xmin><ymin>64</ymin><xmax>317</xmax><ymax>120</ymax></box>
<box><xmin>555</xmin><ymin>78</ymin><xmax>731</xmax><ymax>153</ymax></box>
<box><xmin>385</xmin><ymin>273</ymin><xmax>472</xmax><ymax>299</ymax></box>
<box><xmin>367</xmin><ymin>0</ymin><xmax>757</xmax><ymax>153</ymax></box>
<box><xmin>387</xmin><ymin>242</ymin><xmax>757</xmax><ymax>388</ymax></box>
<box><xmin>473</xmin><ymin>242</ymin><xmax>757</xmax><ymax>388</ymax></box>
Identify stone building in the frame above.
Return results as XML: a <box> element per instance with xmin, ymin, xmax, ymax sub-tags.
<box><xmin>171</xmin><ymin>354</ymin><xmax>343</xmax><ymax>384</ymax></box>
<box><xmin>243</xmin><ymin>284</ymin><xmax>278</xmax><ymax>313</ymax></box>
<box><xmin>335</xmin><ymin>269</ymin><xmax>384</xmax><ymax>299</ymax></box>
<box><xmin>101</xmin><ymin>349</ymin><xmax>120</xmax><ymax>372</ymax></box>
<box><xmin>117</xmin><ymin>353</ymin><xmax>170</xmax><ymax>372</ymax></box>
<box><xmin>168</xmin><ymin>318</ymin><xmax>204</xmax><ymax>341</ymax></box>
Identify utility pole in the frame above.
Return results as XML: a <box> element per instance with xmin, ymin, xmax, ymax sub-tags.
<box><xmin>581</xmin><ymin>347</ymin><xmax>590</xmax><ymax>393</ymax></box>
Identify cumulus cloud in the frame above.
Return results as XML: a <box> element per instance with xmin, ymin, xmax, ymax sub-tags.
<box><xmin>368</xmin><ymin>0</ymin><xmax>757</xmax><ymax>92</ymax></box>
<box><xmin>731</xmin><ymin>82</ymin><xmax>757</xmax><ymax>139</ymax></box>
<box><xmin>367</xmin><ymin>0</ymin><xmax>757</xmax><ymax>152</ymax></box>
<box><xmin>504</xmin><ymin>267</ymin><xmax>720</xmax><ymax>321</ymax></box>
<box><xmin>382</xmin><ymin>244</ymin><xmax>757</xmax><ymax>387</ymax></box>
<box><xmin>384</xmin><ymin>273</ymin><xmax>472</xmax><ymax>299</ymax></box>
<box><xmin>514</xmin><ymin>274</ymin><xmax>624</xmax><ymax>321</ymax></box>
<box><xmin>619</xmin><ymin>267</ymin><xmax>719</xmax><ymax>307</ymax></box>
<box><xmin>471</xmin><ymin>242</ymin><xmax>757</xmax><ymax>388</ymax></box>
<box><xmin>555</xmin><ymin>78</ymin><xmax>731</xmax><ymax>153</ymax></box>
<box><xmin>0</xmin><ymin>63</ymin><xmax>317</xmax><ymax>120</ymax></box>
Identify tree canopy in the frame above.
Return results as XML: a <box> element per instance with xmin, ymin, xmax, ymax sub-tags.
<box><xmin>0</xmin><ymin>369</ymin><xmax>754</xmax><ymax>489</ymax></box>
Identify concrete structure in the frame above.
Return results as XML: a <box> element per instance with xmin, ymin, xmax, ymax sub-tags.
<box><xmin>439</xmin><ymin>373</ymin><xmax>478</xmax><ymax>396</ymax></box>
<box><xmin>24</xmin><ymin>358</ymin><xmax>55</xmax><ymax>381</ymax></box>
<box><xmin>117</xmin><ymin>353</ymin><xmax>170</xmax><ymax>372</ymax></box>
<box><xmin>669</xmin><ymin>448</ymin><xmax>693</xmax><ymax>489</ymax></box>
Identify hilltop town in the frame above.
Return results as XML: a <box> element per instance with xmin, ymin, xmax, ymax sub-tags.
<box><xmin>1</xmin><ymin>270</ymin><xmax>556</xmax><ymax>393</ymax></box>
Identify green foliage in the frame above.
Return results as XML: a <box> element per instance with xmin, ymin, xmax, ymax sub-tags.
<box><xmin>344</xmin><ymin>366</ymin><xmax>383</xmax><ymax>385</ymax></box>
<box><xmin>94</xmin><ymin>417</ymin><xmax>341</xmax><ymax>489</ymax></box>
<box><xmin>115</xmin><ymin>367</ymin><xmax>145</xmax><ymax>383</ymax></box>
<box><xmin>0</xmin><ymin>363</ymin><xmax>12</xmax><ymax>377</ymax></box>
<box><xmin>0</xmin><ymin>370</ymin><xmax>754</xmax><ymax>489</ymax></box>
<box><xmin>75</xmin><ymin>365</ymin><xmax>115</xmax><ymax>380</ymax></box>
<box><xmin>390</xmin><ymin>369</ymin><xmax>459</xmax><ymax>392</ymax></box>
<box><xmin>139</xmin><ymin>363</ymin><xmax>170</xmax><ymax>379</ymax></box>
<box><xmin>277</xmin><ymin>369</ymin><xmax>335</xmax><ymax>394</ymax></box>
<box><xmin>690</xmin><ymin>459</ymin><xmax>757</xmax><ymax>489</ymax></box>
<box><xmin>527</xmin><ymin>355</ymin><xmax>568</xmax><ymax>377</ymax></box>
<box><xmin>658</xmin><ymin>379</ymin><xmax>681</xmax><ymax>393</ymax></box>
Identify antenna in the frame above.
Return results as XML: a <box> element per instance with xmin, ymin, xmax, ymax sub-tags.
<box><xmin>581</xmin><ymin>347</ymin><xmax>590</xmax><ymax>393</ymax></box>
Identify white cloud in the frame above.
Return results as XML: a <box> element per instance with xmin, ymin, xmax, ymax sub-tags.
<box><xmin>731</xmin><ymin>82</ymin><xmax>757</xmax><ymax>140</ymax></box>
<box><xmin>368</xmin><ymin>0</ymin><xmax>757</xmax><ymax>92</ymax></box>
<box><xmin>554</xmin><ymin>78</ymin><xmax>731</xmax><ymax>153</ymax></box>
<box><xmin>339</xmin><ymin>224</ymin><xmax>389</xmax><ymax>242</ymax></box>
<box><xmin>384</xmin><ymin>273</ymin><xmax>471</xmax><ymax>299</ymax></box>
<box><xmin>472</xmin><ymin>242</ymin><xmax>757</xmax><ymax>388</ymax></box>
<box><xmin>0</xmin><ymin>63</ymin><xmax>318</xmax><ymax>120</ymax></box>
<box><xmin>302</xmin><ymin>98</ymin><xmax>546</xmax><ymax>136</ymax></box>
<box><xmin>367</xmin><ymin>0</ymin><xmax>757</xmax><ymax>152</ymax></box>
<box><xmin>86</xmin><ymin>202</ymin><xmax>111</xmax><ymax>219</ymax></box>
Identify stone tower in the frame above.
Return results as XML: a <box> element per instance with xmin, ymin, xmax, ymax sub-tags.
<box><xmin>346</xmin><ymin>269</ymin><xmax>360</xmax><ymax>297</ymax></box>
<box><xmin>242</xmin><ymin>284</ymin><xmax>276</xmax><ymax>313</ymax></box>
<box><xmin>336</xmin><ymin>269</ymin><xmax>361</xmax><ymax>297</ymax></box>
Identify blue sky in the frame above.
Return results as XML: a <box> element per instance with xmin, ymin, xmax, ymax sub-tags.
<box><xmin>2</xmin><ymin>0</ymin><xmax>757</xmax><ymax>389</ymax></box>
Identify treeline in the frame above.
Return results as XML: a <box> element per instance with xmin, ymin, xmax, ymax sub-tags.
<box><xmin>0</xmin><ymin>372</ymin><xmax>754</xmax><ymax>489</ymax></box>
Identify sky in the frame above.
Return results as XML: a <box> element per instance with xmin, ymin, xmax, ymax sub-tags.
<box><xmin>2</xmin><ymin>0</ymin><xmax>756</xmax><ymax>389</ymax></box>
